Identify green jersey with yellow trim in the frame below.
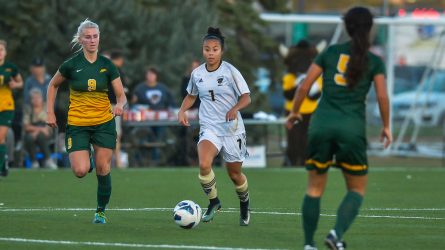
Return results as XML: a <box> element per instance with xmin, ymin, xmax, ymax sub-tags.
<box><xmin>312</xmin><ymin>42</ymin><xmax>385</xmax><ymax>132</ymax></box>
<box><xmin>59</xmin><ymin>53</ymin><xmax>119</xmax><ymax>126</ymax></box>
<box><xmin>0</xmin><ymin>61</ymin><xmax>19</xmax><ymax>111</ymax></box>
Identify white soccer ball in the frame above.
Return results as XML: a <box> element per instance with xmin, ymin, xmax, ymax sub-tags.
<box><xmin>173</xmin><ymin>200</ymin><xmax>202</xmax><ymax>229</ymax></box>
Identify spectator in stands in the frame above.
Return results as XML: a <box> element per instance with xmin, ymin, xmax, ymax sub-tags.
<box><xmin>23</xmin><ymin>88</ymin><xmax>57</xmax><ymax>169</ymax></box>
<box><xmin>24</xmin><ymin>57</ymin><xmax>51</xmax><ymax>104</ymax></box>
<box><xmin>178</xmin><ymin>59</ymin><xmax>201</xmax><ymax>165</ymax></box>
<box><xmin>108</xmin><ymin>50</ymin><xmax>128</xmax><ymax>168</ymax></box>
<box><xmin>132</xmin><ymin>67</ymin><xmax>175</xmax><ymax>108</ymax></box>
<box><xmin>181</xmin><ymin>60</ymin><xmax>201</xmax><ymax>109</ymax></box>
<box><xmin>282</xmin><ymin>40</ymin><xmax>322</xmax><ymax>167</ymax></box>
<box><xmin>131</xmin><ymin>67</ymin><xmax>176</xmax><ymax>164</ymax></box>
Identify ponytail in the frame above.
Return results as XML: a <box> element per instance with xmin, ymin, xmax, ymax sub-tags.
<box><xmin>343</xmin><ymin>7</ymin><xmax>373</xmax><ymax>89</ymax></box>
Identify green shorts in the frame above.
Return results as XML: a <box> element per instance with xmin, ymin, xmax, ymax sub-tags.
<box><xmin>0</xmin><ymin>111</ymin><xmax>14</xmax><ymax>127</ymax></box>
<box><xmin>305</xmin><ymin>127</ymin><xmax>368</xmax><ymax>176</ymax></box>
<box><xmin>65</xmin><ymin>118</ymin><xmax>116</xmax><ymax>153</ymax></box>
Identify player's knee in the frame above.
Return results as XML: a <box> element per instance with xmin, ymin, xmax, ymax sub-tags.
<box><xmin>228</xmin><ymin>171</ymin><xmax>242</xmax><ymax>182</ymax></box>
<box><xmin>199</xmin><ymin>163</ymin><xmax>212</xmax><ymax>175</ymax></box>
<box><xmin>73</xmin><ymin>168</ymin><xmax>88</xmax><ymax>178</ymax></box>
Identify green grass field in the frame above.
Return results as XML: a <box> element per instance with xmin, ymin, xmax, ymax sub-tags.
<box><xmin>0</xmin><ymin>167</ymin><xmax>444</xmax><ymax>250</ymax></box>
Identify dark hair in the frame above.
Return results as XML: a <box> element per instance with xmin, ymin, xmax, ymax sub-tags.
<box><xmin>203</xmin><ymin>27</ymin><xmax>225</xmax><ymax>49</ymax></box>
<box><xmin>343</xmin><ymin>6</ymin><xmax>373</xmax><ymax>89</ymax></box>
<box><xmin>31</xmin><ymin>57</ymin><xmax>45</xmax><ymax>67</ymax></box>
<box><xmin>110</xmin><ymin>49</ymin><xmax>124</xmax><ymax>60</ymax></box>
<box><xmin>284</xmin><ymin>40</ymin><xmax>318</xmax><ymax>74</ymax></box>
<box><xmin>145</xmin><ymin>66</ymin><xmax>159</xmax><ymax>76</ymax></box>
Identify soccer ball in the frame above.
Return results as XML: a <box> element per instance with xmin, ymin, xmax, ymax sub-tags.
<box><xmin>173</xmin><ymin>200</ymin><xmax>202</xmax><ymax>229</ymax></box>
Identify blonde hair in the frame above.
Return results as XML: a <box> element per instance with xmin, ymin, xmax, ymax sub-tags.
<box><xmin>0</xmin><ymin>40</ymin><xmax>7</xmax><ymax>49</ymax></box>
<box><xmin>70</xmin><ymin>19</ymin><xmax>100</xmax><ymax>51</ymax></box>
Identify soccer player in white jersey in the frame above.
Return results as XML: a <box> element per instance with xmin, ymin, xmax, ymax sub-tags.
<box><xmin>178</xmin><ymin>27</ymin><xmax>252</xmax><ymax>226</ymax></box>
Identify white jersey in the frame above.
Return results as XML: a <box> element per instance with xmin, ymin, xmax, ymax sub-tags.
<box><xmin>187</xmin><ymin>61</ymin><xmax>250</xmax><ymax>136</ymax></box>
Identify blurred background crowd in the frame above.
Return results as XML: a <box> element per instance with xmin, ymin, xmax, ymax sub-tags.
<box><xmin>1</xmin><ymin>0</ymin><xmax>444</xmax><ymax>168</ymax></box>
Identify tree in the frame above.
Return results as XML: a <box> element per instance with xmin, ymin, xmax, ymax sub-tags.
<box><xmin>0</xmin><ymin>0</ymin><xmax>278</xmax><ymax>111</ymax></box>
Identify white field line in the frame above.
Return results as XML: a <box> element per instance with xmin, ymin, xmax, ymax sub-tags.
<box><xmin>0</xmin><ymin>207</ymin><xmax>444</xmax><ymax>220</ymax></box>
<box><xmin>0</xmin><ymin>237</ymin><xmax>284</xmax><ymax>250</ymax></box>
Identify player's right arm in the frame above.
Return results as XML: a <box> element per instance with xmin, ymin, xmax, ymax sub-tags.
<box><xmin>46</xmin><ymin>71</ymin><xmax>66</xmax><ymax>128</ymax></box>
<box><xmin>286</xmin><ymin>63</ymin><xmax>322</xmax><ymax>129</ymax></box>
<box><xmin>178</xmin><ymin>94</ymin><xmax>197</xmax><ymax>126</ymax></box>
<box><xmin>374</xmin><ymin>73</ymin><xmax>392</xmax><ymax>148</ymax></box>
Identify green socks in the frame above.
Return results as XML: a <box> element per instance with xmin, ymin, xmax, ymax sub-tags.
<box><xmin>302</xmin><ymin>195</ymin><xmax>320</xmax><ymax>246</ymax></box>
<box><xmin>334</xmin><ymin>191</ymin><xmax>363</xmax><ymax>240</ymax></box>
<box><xmin>96</xmin><ymin>173</ymin><xmax>112</xmax><ymax>212</ymax></box>
<box><xmin>0</xmin><ymin>144</ymin><xmax>6</xmax><ymax>171</ymax></box>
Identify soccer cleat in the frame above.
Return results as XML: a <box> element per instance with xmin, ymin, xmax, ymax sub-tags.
<box><xmin>324</xmin><ymin>230</ymin><xmax>346</xmax><ymax>250</ymax></box>
<box><xmin>93</xmin><ymin>211</ymin><xmax>107</xmax><ymax>224</ymax></box>
<box><xmin>0</xmin><ymin>162</ymin><xmax>9</xmax><ymax>177</ymax></box>
<box><xmin>239</xmin><ymin>201</ymin><xmax>250</xmax><ymax>226</ymax></box>
<box><xmin>303</xmin><ymin>245</ymin><xmax>318</xmax><ymax>250</ymax></box>
<box><xmin>201</xmin><ymin>202</ymin><xmax>221</xmax><ymax>222</ymax></box>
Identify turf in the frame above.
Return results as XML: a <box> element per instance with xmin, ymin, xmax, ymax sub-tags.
<box><xmin>0</xmin><ymin>167</ymin><xmax>444</xmax><ymax>250</ymax></box>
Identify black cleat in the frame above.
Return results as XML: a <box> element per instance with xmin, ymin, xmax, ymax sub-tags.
<box><xmin>0</xmin><ymin>162</ymin><xmax>9</xmax><ymax>177</ymax></box>
<box><xmin>201</xmin><ymin>201</ymin><xmax>221</xmax><ymax>222</ymax></box>
<box><xmin>240</xmin><ymin>200</ymin><xmax>250</xmax><ymax>226</ymax></box>
<box><xmin>324</xmin><ymin>230</ymin><xmax>346</xmax><ymax>250</ymax></box>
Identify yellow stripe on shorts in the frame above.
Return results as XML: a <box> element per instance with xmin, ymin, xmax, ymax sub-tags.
<box><xmin>305</xmin><ymin>159</ymin><xmax>334</xmax><ymax>169</ymax></box>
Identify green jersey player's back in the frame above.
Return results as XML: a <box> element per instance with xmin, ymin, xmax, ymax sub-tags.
<box><xmin>312</xmin><ymin>42</ymin><xmax>385</xmax><ymax>131</ymax></box>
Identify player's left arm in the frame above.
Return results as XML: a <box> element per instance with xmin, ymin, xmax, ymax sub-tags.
<box><xmin>111</xmin><ymin>77</ymin><xmax>127</xmax><ymax>116</ymax></box>
<box><xmin>374</xmin><ymin>74</ymin><xmax>392</xmax><ymax>148</ymax></box>
<box><xmin>9</xmin><ymin>73</ymin><xmax>23</xmax><ymax>89</ymax></box>
<box><xmin>286</xmin><ymin>63</ymin><xmax>322</xmax><ymax>129</ymax></box>
<box><xmin>226</xmin><ymin>93</ymin><xmax>251</xmax><ymax>121</ymax></box>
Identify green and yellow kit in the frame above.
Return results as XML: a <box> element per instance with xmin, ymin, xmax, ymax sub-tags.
<box><xmin>0</xmin><ymin>61</ymin><xmax>19</xmax><ymax>127</ymax></box>
<box><xmin>59</xmin><ymin>53</ymin><xmax>119</xmax><ymax>152</ymax></box>
<box><xmin>306</xmin><ymin>42</ymin><xmax>385</xmax><ymax>175</ymax></box>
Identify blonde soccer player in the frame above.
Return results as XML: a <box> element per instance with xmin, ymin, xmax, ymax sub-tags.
<box><xmin>46</xmin><ymin>19</ymin><xmax>127</xmax><ymax>224</ymax></box>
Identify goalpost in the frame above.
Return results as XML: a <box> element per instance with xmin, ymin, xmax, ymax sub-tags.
<box><xmin>260</xmin><ymin>12</ymin><xmax>445</xmax><ymax>158</ymax></box>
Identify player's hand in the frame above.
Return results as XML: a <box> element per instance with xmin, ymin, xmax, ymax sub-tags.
<box><xmin>46</xmin><ymin>112</ymin><xmax>58</xmax><ymax>128</ymax></box>
<box><xmin>8</xmin><ymin>80</ymin><xmax>20</xmax><ymax>89</ymax></box>
<box><xmin>113</xmin><ymin>103</ymin><xmax>124</xmax><ymax>116</ymax></box>
<box><xmin>286</xmin><ymin>113</ymin><xmax>302</xmax><ymax>130</ymax></box>
<box><xmin>178</xmin><ymin>110</ymin><xmax>190</xmax><ymax>126</ymax></box>
<box><xmin>226</xmin><ymin>108</ymin><xmax>238</xmax><ymax>122</ymax></box>
<box><xmin>380</xmin><ymin>127</ymin><xmax>392</xmax><ymax>149</ymax></box>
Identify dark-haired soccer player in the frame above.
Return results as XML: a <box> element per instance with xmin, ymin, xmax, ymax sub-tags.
<box><xmin>287</xmin><ymin>7</ymin><xmax>392</xmax><ymax>250</ymax></box>
<box><xmin>46</xmin><ymin>19</ymin><xmax>127</xmax><ymax>224</ymax></box>
<box><xmin>0</xmin><ymin>40</ymin><xmax>23</xmax><ymax>177</ymax></box>
<box><xmin>178</xmin><ymin>27</ymin><xmax>252</xmax><ymax>226</ymax></box>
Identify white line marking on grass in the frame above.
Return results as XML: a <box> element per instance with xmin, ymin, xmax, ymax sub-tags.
<box><xmin>0</xmin><ymin>207</ymin><xmax>171</xmax><ymax>212</ymax></box>
<box><xmin>0</xmin><ymin>237</ymin><xmax>284</xmax><ymax>250</ymax></box>
<box><xmin>0</xmin><ymin>207</ymin><xmax>444</xmax><ymax>220</ymax></box>
<box><xmin>364</xmin><ymin>208</ymin><xmax>445</xmax><ymax>211</ymax></box>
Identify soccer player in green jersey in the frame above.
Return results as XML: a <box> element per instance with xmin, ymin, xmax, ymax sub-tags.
<box><xmin>46</xmin><ymin>19</ymin><xmax>127</xmax><ymax>224</ymax></box>
<box><xmin>286</xmin><ymin>7</ymin><xmax>392</xmax><ymax>250</ymax></box>
<box><xmin>0</xmin><ymin>40</ymin><xmax>23</xmax><ymax>177</ymax></box>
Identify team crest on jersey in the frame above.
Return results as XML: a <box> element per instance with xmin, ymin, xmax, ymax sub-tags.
<box><xmin>5</xmin><ymin>68</ymin><xmax>12</xmax><ymax>72</ymax></box>
<box><xmin>100</xmin><ymin>68</ymin><xmax>107</xmax><ymax>73</ymax></box>
<box><xmin>67</xmin><ymin>137</ymin><xmax>72</xmax><ymax>150</ymax></box>
<box><xmin>217</xmin><ymin>77</ymin><xmax>224</xmax><ymax>86</ymax></box>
